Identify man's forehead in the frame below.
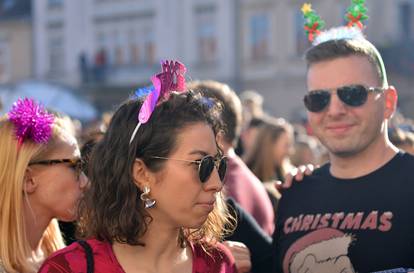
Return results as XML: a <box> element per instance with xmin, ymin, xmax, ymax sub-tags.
<box><xmin>306</xmin><ymin>56</ymin><xmax>380</xmax><ymax>89</ymax></box>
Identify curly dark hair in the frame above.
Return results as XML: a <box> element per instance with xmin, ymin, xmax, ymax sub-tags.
<box><xmin>77</xmin><ymin>90</ymin><xmax>233</xmax><ymax>246</ymax></box>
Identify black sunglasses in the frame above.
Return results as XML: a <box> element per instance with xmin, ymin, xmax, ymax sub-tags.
<box><xmin>151</xmin><ymin>155</ymin><xmax>227</xmax><ymax>183</ymax></box>
<box><xmin>304</xmin><ymin>84</ymin><xmax>385</xmax><ymax>113</ymax></box>
<box><xmin>29</xmin><ymin>158</ymin><xmax>84</xmax><ymax>180</ymax></box>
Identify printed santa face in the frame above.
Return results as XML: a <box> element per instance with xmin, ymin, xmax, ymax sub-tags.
<box><xmin>284</xmin><ymin>228</ymin><xmax>356</xmax><ymax>273</ymax></box>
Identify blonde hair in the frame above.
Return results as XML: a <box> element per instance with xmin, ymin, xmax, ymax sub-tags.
<box><xmin>0</xmin><ymin>116</ymin><xmax>71</xmax><ymax>273</ymax></box>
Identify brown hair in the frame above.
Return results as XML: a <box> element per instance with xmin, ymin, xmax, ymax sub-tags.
<box><xmin>78</xmin><ymin>90</ymin><xmax>235</xmax><ymax>248</ymax></box>
<box><xmin>305</xmin><ymin>38</ymin><xmax>388</xmax><ymax>87</ymax></box>
<box><xmin>245</xmin><ymin>118</ymin><xmax>293</xmax><ymax>182</ymax></box>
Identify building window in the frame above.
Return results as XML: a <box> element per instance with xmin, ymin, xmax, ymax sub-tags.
<box><xmin>294</xmin><ymin>10</ymin><xmax>309</xmax><ymax>56</ymax></box>
<box><xmin>48</xmin><ymin>34</ymin><xmax>64</xmax><ymax>76</ymax></box>
<box><xmin>195</xmin><ymin>5</ymin><xmax>217</xmax><ymax>64</ymax></box>
<box><xmin>400</xmin><ymin>2</ymin><xmax>413</xmax><ymax>41</ymax></box>
<box><xmin>0</xmin><ymin>41</ymin><xmax>10</xmax><ymax>83</ymax></box>
<box><xmin>109</xmin><ymin>30</ymin><xmax>119</xmax><ymax>66</ymax></box>
<box><xmin>130</xmin><ymin>44</ymin><xmax>140</xmax><ymax>65</ymax></box>
<box><xmin>94</xmin><ymin>14</ymin><xmax>155</xmax><ymax>68</ymax></box>
<box><xmin>249</xmin><ymin>12</ymin><xmax>271</xmax><ymax>61</ymax></box>
<box><xmin>115</xmin><ymin>46</ymin><xmax>124</xmax><ymax>65</ymax></box>
<box><xmin>143</xmin><ymin>30</ymin><xmax>155</xmax><ymax>65</ymax></box>
<box><xmin>95</xmin><ymin>31</ymin><xmax>108</xmax><ymax>64</ymax></box>
<box><xmin>48</xmin><ymin>0</ymin><xmax>63</xmax><ymax>8</ymax></box>
<box><xmin>128</xmin><ymin>29</ymin><xmax>140</xmax><ymax>65</ymax></box>
<box><xmin>2</xmin><ymin>0</ymin><xmax>15</xmax><ymax>11</ymax></box>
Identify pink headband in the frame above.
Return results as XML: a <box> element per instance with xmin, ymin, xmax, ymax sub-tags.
<box><xmin>129</xmin><ymin>60</ymin><xmax>187</xmax><ymax>144</ymax></box>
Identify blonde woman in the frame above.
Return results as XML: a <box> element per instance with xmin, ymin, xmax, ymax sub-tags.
<box><xmin>0</xmin><ymin>99</ymin><xmax>88</xmax><ymax>273</ymax></box>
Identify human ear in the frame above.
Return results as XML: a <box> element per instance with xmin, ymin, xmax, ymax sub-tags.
<box><xmin>384</xmin><ymin>86</ymin><xmax>398</xmax><ymax>119</ymax></box>
<box><xmin>132</xmin><ymin>159</ymin><xmax>155</xmax><ymax>190</ymax></box>
<box><xmin>23</xmin><ymin>168</ymin><xmax>38</xmax><ymax>194</ymax></box>
<box><xmin>215</xmin><ymin>130</ymin><xmax>226</xmax><ymax>151</ymax></box>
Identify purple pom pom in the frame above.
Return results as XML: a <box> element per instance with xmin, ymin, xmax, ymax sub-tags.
<box><xmin>8</xmin><ymin>98</ymin><xmax>54</xmax><ymax>145</ymax></box>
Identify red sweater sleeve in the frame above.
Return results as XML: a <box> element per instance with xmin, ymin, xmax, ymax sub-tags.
<box><xmin>192</xmin><ymin>242</ymin><xmax>238</xmax><ymax>273</ymax></box>
<box><xmin>38</xmin><ymin>242</ymin><xmax>88</xmax><ymax>273</ymax></box>
<box><xmin>38</xmin><ymin>239</ymin><xmax>122</xmax><ymax>273</ymax></box>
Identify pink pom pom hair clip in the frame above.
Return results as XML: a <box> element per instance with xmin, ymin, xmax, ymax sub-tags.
<box><xmin>129</xmin><ymin>60</ymin><xmax>187</xmax><ymax>144</ymax></box>
<box><xmin>7</xmin><ymin>98</ymin><xmax>54</xmax><ymax>148</ymax></box>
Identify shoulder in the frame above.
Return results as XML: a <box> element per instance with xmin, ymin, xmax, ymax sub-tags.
<box><xmin>311</xmin><ymin>162</ymin><xmax>330</xmax><ymax>177</ymax></box>
<box><xmin>396</xmin><ymin>151</ymin><xmax>414</xmax><ymax>166</ymax></box>
<box><xmin>282</xmin><ymin>163</ymin><xmax>330</xmax><ymax>194</ymax></box>
<box><xmin>192</xmin><ymin>242</ymin><xmax>237</xmax><ymax>273</ymax></box>
<box><xmin>38</xmin><ymin>239</ymin><xmax>116</xmax><ymax>273</ymax></box>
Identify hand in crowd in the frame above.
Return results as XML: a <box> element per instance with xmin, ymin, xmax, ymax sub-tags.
<box><xmin>275</xmin><ymin>164</ymin><xmax>315</xmax><ymax>191</ymax></box>
<box><xmin>223</xmin><ymin>241</ymin><xmax>252</xmax><ymax>273</ymax></box>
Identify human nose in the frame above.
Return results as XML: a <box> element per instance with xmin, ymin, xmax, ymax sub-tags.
<box><xmin>203</xmin><ymin>167</ymin><xmax>223</xmax><ymax>192</ymax></box>
<box><xmin>326</xmin><ymin>91</ymin><xmax>347</xmax><ymax>117</ymax></box>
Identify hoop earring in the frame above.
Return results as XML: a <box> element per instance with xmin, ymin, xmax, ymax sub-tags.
<box><xmin>140</xmin><ymin>186</ymin><xmax>156</xmax><ymax>209</ymax></box>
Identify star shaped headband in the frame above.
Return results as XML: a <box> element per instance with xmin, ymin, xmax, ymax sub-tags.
<box><xmin>129</xmin><ymin>60</ymin><xmax>187</xmax><ymax>144</ymax></box>
<box><xmin>302</xmin><ymin>0</ymin><xmax>369</xmax><ymax>45</ymax></box>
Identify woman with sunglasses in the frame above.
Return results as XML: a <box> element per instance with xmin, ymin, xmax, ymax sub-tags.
<box><xmin>38</xmin><ymin>61</ymin><xmax>237</xmax><ymax>273</ymax></box>
<box><xmin>0</xmin><ymin>99</ymin><xmax>88</xmax><ymax>273</ymax></box>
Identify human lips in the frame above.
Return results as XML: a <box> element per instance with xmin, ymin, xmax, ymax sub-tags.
<box><xmin>196</xmin><ymin>199</ymin><xmax>216</xmax><ymax>210</ymax></box>
<box><xmin>325</xmin><ymin>124</ymin><xmax>354</xmax><ymax>134</ymax></box>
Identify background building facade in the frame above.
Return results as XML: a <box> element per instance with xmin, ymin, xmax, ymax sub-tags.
<box><xmin>28</xmin><ymin>0</ymin><xmax>414</xmax><ymax>118</ymax></box>
<box><xmin>0</xmin><ymin>0</ymin><xmax>32</xmax><ymax>83</ymax></box>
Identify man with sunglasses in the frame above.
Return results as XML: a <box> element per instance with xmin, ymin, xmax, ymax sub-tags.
<box><xmin>272</xmin><ymin>38</ymin><xmax>414</xmax><ymax>272</ymax></box>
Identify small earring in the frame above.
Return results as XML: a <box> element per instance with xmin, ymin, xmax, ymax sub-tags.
<box><xmin>140</xmin><ymin>186</ymin><xmax>156</xmax><ymax>209</ymax></box>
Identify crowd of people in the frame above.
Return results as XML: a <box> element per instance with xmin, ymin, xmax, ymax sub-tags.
<box><xmin>2</xmin><ymin>2</ymin><xmax>414</xmax><ymax>273</ymax></box>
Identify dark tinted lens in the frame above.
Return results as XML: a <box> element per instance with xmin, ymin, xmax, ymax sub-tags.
<box><xmin>199</xmin><ymin>156</ymin><xmax>215</xmax><ymax>183</ymax></box>
<box><xmin>337</xmin><ymin>85</ymin><xmax>368</xmax><ymax>107</ymax></box>
<box><xmin>304</xmin><ymin>91</ymin><xmax>330</xmax><ymax>112</ymax></box>
<box><xmin>218</xmin><ymin>157</ymin><xmax>227</xmax><ymax>182</ymax></box>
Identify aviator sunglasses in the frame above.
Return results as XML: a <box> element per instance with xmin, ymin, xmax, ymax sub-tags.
<box><xmin>151</xmin><ymin>155</ymin><xmax>227</xmax><ymax>183</ymax></box>
<box><xmin>29</xmin><ymin>158</ymin><xmax>84</xmax><ymax>180</ymax></box>
<box><xmin>303</xmin><ymin>84</ymin><xmax>386</xmax><ymax>113</ymax></box>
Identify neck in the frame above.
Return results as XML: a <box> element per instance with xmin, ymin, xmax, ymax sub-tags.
<box><xmin>329</xmin><ymin>135</ymin><xmax>398</xmax><ymax>179</ymax></box>
<box><xmin>221</xmin><ymin>142</ymin><xmax>233</xmax><ymax>156</ymax></box>
<box><xmin>112</xmin><ymin>218</ymin><xmax>191</xmax><ymax>272</ymax></box>
<box><xmin>23</xmin><ymin>199</ymin><xmax>52</xmax><ymax>251</ymax></box>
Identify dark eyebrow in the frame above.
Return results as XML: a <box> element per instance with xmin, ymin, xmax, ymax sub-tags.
<box><xmin>189</xmin><ymin>150</ymin><xmax>208</xmax><ymax>156</ymax></box>
<box><xmin>188</xmin><ymin>150</ymin><xmax>220</xmax><ymax>157</ymax></box>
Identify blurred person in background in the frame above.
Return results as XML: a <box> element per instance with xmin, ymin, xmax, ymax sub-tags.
<box><xmin>236</xmin><ymin>91</ymin><xmax>265</xmax><ymax>156</ymax></box>
<box><xmin>240</xmin><ymin>90</ymin><xmax>264</xmax><ymax>128</ymax></box>
<box><xmin>0</xmin><ymin>99</ymin><xmax>88</xmax><ymax>273</ymax></box>
<box><xmin>189</xmin><ymin>80</ymin><xmax>275</xmax><ymax>237</ymax></box>
<box><xmin>245</xmin><ymin>118</ymin><xmax>295</xmax><ymax>213</ymax></box>
<box><xmin>290</xmin><ymin>135</ymin><xmax>319</xmax><ymax>166</ymax></box>
<box><xmin>389</xmin><ymin>127</ymin><xmax>414</xmax><ymax>155</ymax></box>
<box><xmin>39</xmin><ymin>61</ymin><xmax>238</xmax><ymax>273</ymax></box>
<box><xmin>240</xmin><ymin>117</ymin><xmax>266</xmax><ymax>162</ymax></box>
